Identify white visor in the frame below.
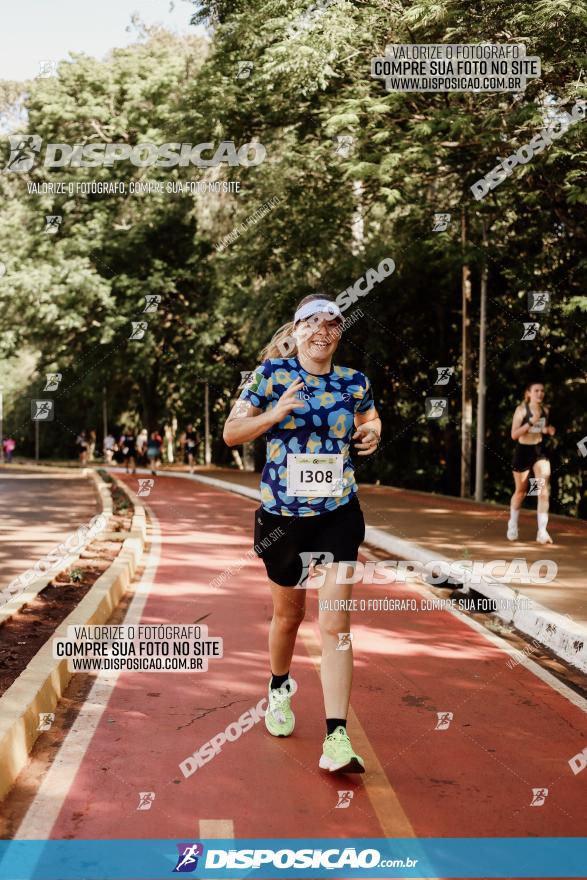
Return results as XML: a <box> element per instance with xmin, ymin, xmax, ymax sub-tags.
<box><xmin>294</xmin><ymin>299</ymin><xmax>342</xmax><ymax>324</ymax></box>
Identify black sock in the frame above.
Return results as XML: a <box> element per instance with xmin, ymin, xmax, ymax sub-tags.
<box><xmin>326</xmin><ymin>718</ymin><xmax>347</xmax><ymax>736</ymax></box>
<box><xmin>270</xmin><ymin>671</ymin><xmax>290</xmax><ymax>690</ymax></box>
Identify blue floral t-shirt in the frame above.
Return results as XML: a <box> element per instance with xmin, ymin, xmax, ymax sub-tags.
<box><xmin>238</xmin><ymin>356</ymin><xmax>376</xmax><ymax>516</ymax></box>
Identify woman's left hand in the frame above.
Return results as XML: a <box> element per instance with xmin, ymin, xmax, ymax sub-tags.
<box><xmin>546</xmin><ymin>425</ymin><xmax>556</xmax><ymax>436</ymax></box>
<box><xmin>352</xmin><ymin>423</ymin><xmax>380</xmax><ymax>456</ymax></box>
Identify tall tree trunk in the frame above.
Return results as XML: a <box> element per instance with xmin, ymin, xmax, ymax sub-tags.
<box><xmin>351</xmin><ymin>180</ymin><xmax>364</xmax><ymax>255</ymax></box>
<box><xmin>460</xmin><ymin>206</ymin><xmax>473</xmax><ymax>498</ymax></box>
<box><xmin>474</xmin><ymin>219</ymin><xmax>489</xmax><ymax>502</ymax></box>
<box><xmin>139</xmin><ymin>361</ymin><xmax>160</xmax><ymax>431</ymax></box>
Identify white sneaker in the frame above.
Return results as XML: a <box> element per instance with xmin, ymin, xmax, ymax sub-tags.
<box><xmin>507</xmin><ymin>522</ymin><xmax>518</xmax><ymax>541</ymax></box>
<box><xmin>264</xmin><ymin>678</ymin><xmax>297</xmax><ymax>737</ymax></box>
<box><xmin>537</xmin><ymin>529</ymin><xmax>553</xmax><ymax>544</ymax></box>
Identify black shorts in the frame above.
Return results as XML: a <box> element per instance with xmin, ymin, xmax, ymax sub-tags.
<box><xmin>511</xmin><ymin>443</ymin><xmax>548</xmax><ymax>473</ymax></box>
<box><xmin>253</xmin><ymin>495</ymin><xmax>365</xmax><ymax>588</ymax></box>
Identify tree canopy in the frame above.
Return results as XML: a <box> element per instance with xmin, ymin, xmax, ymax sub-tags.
<box><xmin>1</xmin><ymin>1</ymin><xmax>586</xmax><ymax>514</ymax></box>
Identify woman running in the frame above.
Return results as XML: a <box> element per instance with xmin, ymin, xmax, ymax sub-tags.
<box><xmin>508</xmin><ymin>381</ymin><xmax>556</xmax><ymax>544</ymax></box>
<box><xmin>119</xmin><ymin>428</ymin><xmax>137</xmax><ymax>475</ymax></box>
<box><xmin>181</xmin><ymin>423</ymin><xmax>200</xmax><ymax>473</ymax></box>
<box><xmin>147</xmin><ymin>430</ymin><xmax>163</xmax><ymax>476</ymax></box>
<box><xmin>103</xmin><ymin>433</ymin><xmax>116</xmax><ymax>464</ymax></box>
<box><xmin>75</xmin><ymin>430</ymin><xmax>88</xmax><ymax>466</ymax></box>
<box><xmin>223</xmin><ymin>294</ymin><xmax>381</xmax><ymax>773</ymax></box>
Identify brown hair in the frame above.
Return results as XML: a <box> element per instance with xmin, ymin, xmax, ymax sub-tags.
<box><xmin>259</xmin><ymin>293</ymin><xmax>339</xmax><ymax>360</ymax></box>
<box><xmin>523</xmin><ymin>381</ymin><xmax>545</xmax><ymax>403</ymax></box>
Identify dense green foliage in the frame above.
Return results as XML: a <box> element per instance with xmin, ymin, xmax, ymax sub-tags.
<box><xmin>1</xmin><ymin>2</ymin><xmax>586</xmax><ymax>514</ymax></box>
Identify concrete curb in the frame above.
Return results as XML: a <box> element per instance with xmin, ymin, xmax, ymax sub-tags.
<box><xmin>0</xmin><ymin>476</ymin><xmax>146</xmax><ymax>801</ymax></box>
<box><xmin>0</xmin><ymin>470</ymin><xmax>113</xmax><ymax>624</ymax></box>
<box><xmin>188</xmin><ymin>474</ymin><xmax>587</xmax><ymax>674</ymax></box>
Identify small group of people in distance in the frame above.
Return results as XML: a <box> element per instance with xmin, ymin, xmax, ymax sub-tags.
<box><xmin>74</xmin><ymin>430</ymin><xmax>97</xmax><ymax>465</ymax></box>
<box><xmin>75</xmin><ymin>424</ymin><xmax>201</xmax><ymax>475</ymax></box>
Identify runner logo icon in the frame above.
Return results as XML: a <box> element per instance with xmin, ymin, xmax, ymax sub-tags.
<box><xmin>137</xmin><ymin>479</ymin><xmax>155</xmax><ymax>497</ymax></box>
<box><xmin>31</xmin><ymin>399</ymin><xmax>54</xmax><ymax>421</ymax></box>
<box><xmin>129</xmin><ymin>321</ymin><xmax>149</xmax><ymax>340</ymax></box>
<box><xmin>4</xmin><ymin>135</ymin><xmax>42</xmax><ymax>172</ymax></box>
<box><xmin>528</xmin><ymin>291</ymin><xmax>551</xmax><ymax>313</ymax></box>
<box><xmin>173</xmin><ymin>843</ymin><xmax>204</xmax><ymax>872</ymax></box>
<box><xmin>336</xmin><ymin>790</ymin><xmax>353</xmax><ymax>808</ymax></box>
<box><xmin>425</xmin><ymin>398</ymin><xmax>448</xmax><ymax>419</ymax></box>
<box><xmin>432</xmin><ymin>212</ymin><xmax>451</xmax><ymax>231</ymax></box>
<box><xmin>521</xmin><ymin>322</ymin><xmax>539</xmax><ymax>340</ymax></box>
<box><xmin>136</xmin><ymin>791</ymin><xmax>155</xmax><ymax>810</ymax></box>
<box><xmin>37</xmin><ymin>712</ymin><xmax>55</xmax><ymax>731</ymax></box>
<box><xmin>530</xmin><ymin>787</ymin><xmax>548</xmax><ymax>806</ymax></box>
<box><xmin>236</xmin><ymin>60</ymin><xmax>253</xmax><ymax>79</ymax></box>
<box><xmin>44</xmin><ymin>373</ymin><xmax>62</xmax><ymax>391</ymax></box>
<box><xmin>296</xmin><ymin>551</ymin><xmax>334</xmax><ymax>589</ymax></box>
<box><xmin>435</xmin><ymin>711</ymin><xmax>453</xmax><ymax>730</ymax></box>
<box><xmin>527</xmin><ymin>477</ymin><xmax>546</xmax><ymax>497</ymax></box>
<box><xmin>336</xmin><ymin>632</ymin><xmax>353</xmax><ymax>651</ymax></box>
<box><xmin>44</xmin><ymin>215</ymin><xmax>62</xmax><ymax>234</ymax></box>
<box><xmin>434</xmin><ymin>367</ymin><xmax>454</xmax><ymax>385</ymax></box>
<box><xmin>144</xmin><ymin>295</ymin><xmax>161</xmax><ymax>313</ymax></box>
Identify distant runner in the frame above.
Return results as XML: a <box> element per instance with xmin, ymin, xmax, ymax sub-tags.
<box><xmin>147</xmin><ymin>430</ymin><xmax>163</xmax><ymax>476</ymax></box>
<box><xmin>508</xmin><ymin>381</ymin><xmax>556</xmax><ymax>544</ymax></box>
<box><xmin>2</xmin><ymin>437</ymin><xmax>16</xmax><ymax>463</ymax></box>
<box><xmin>103</xmin><ymin>433</ymin><xmax>116</xmax><ymax>464</ymax></box>
<box><xmin>75</xmin><ymin>431</ymin><xmax>89</xmax><ymax>466</ymax></box>
<box><xmin>119</xmin><ymin>429</ymin><xmax>137</xmax><ymax>475</ymax></box>
<box><xmin>181</xmin><ymin>423</ymin><xmax>200</xmax><ymax>473</ymax></box>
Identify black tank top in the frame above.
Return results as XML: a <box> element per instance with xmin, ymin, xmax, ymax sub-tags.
<box><xmin>521</xmin><ymin>402</ymin><xmax>548</xmax><ymax>426</ymax></box>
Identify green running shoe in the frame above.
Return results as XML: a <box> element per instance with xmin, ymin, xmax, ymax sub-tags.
<box><xmin>319</xmin><ymin>726</ymin><xmax>365</xmax><ymax>773</ymax></box>
<box><xmin>264</xmin><ymin>678</ymin><xmax>296</xmax><ymax>737</ymax></box>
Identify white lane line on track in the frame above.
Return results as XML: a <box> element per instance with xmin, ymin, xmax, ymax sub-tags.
<box><xmin>15</xmin><ymin>506</ymin><xmax>162</xmax><ymax>840</ymax></box>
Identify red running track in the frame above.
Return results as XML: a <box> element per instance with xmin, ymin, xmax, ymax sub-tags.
<box><xmin>16</xmin><ymin>474</ymin><xmax>587</xmax><ymax>851</ymax></box>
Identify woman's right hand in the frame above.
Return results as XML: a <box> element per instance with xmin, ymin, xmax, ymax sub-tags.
<box><xmin>269</xmin><ymin>379</ymin><xmax>306</xmax><ymax>425</ymax></box>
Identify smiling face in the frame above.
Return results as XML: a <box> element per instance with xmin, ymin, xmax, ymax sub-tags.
<box><xmin>527</xmin><ymin>383</ymin><xmax>545</xmax><ymax>404</ymax></box>
<box><xmin>296</xmin><ymin>313</ymin><xmax>342</xmax><ymax>364</ymax></box>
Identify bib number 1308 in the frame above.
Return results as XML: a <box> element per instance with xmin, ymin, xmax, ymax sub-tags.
<box><xmin>286</xmin><ymin>454</ymin><xmax>344</xmax><ymax>497</ymax></box>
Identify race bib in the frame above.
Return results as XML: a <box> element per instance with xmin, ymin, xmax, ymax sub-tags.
<box><xmin>528</xmin><ymin>417</ymin><xmax>545</xmax><ymax>434</ymax></box>
<box><xmin>286</xmin><ymin>454</ymin><xmax>344</xmax><ymax>497</ymax></box>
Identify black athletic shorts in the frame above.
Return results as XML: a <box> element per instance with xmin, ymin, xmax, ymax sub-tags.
<box><xmin>511</xmin><ymin>443</ymin><xmax>548</xmax><ymax>473</ymax></box>
<box><xmin>253</xmin><ymin>495</ymin><xmax>366</xmax><ymax>588</ymax></box>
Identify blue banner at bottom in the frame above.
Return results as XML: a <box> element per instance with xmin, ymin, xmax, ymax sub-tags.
<box><xmin>0</xmin><ymin>837</ymin><xmax>585</xmax><ymax>879</ymax></box>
